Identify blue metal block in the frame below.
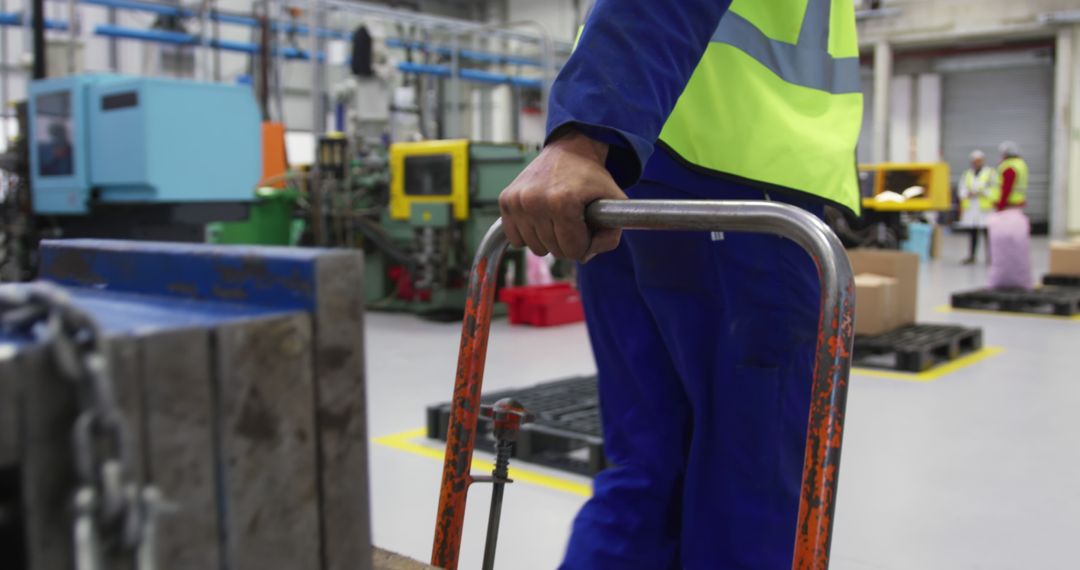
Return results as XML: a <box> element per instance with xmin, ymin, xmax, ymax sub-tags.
<box><xmin>2</xmin><ymin>238</ymin><xmax>345</xmax><ymax>342</ymax></box>
<box><xmin>36</xmin><ymin>239</ymin><xmax>349</xmax><ymax>311</ymax></box>
<box><xmin>1</xmin><ymin>283</ymin><xmax>286</xmax><ymax>340</ymax></box>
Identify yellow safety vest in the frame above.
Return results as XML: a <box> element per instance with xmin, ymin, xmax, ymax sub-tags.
<box><xmin>658</xmin><ymin>0</ymin><xmax>864</xmax><ymax>215</ymax></box>
<box><xmin>990</xmin><ymin>157</ymin><xmax>1029</xmax><ymax>208</ymax></box>
<box><xmin>961</xmin><ymin>167</ymin><xmax>995</xmax><ymax>211</ymax></box>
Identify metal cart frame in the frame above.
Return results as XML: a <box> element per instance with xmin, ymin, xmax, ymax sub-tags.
<box><xmin>431</xmin><ymin>200</ymin><xmax>856</xmax><ymax>570</ymax></box>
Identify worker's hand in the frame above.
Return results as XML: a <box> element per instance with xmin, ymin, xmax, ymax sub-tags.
<box><xmin>499</xmin><ymin>130</ymin><xmax>627</xmax><ymax>262</ymax></box>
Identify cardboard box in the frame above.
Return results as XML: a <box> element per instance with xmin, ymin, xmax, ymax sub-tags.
<box><xmin>854</xmin><ymin>274</ymin><xmax>899</xmax><ymax>335</ymax></box>
<box><xmin>847</xmin><ymin>249</ymin><xmax>920</xmax><ymax>327</ymax></box>
<box><xmin>1049</xmin><ymin>241</ymin><xmax>1080</xmax><ymax>276</ymax></box>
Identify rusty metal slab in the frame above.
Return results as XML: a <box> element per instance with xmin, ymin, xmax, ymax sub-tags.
<box><xmin>0</xmin><ymin>347</ymin><xmax>20</xmax><ymax>468</ymax></box>
<box><xmin>15</xmin><ymin>343</ymin><xmax>77</xmax><ymax>570</ymax></box>
<box><xmin>139</xmin><ymin>326</ymin><xmax>221</xmax><ymax>569</ymax></box>
<box><xmin>313</xmin><ymin>252</ymin><xmax>372</xmax><ymax>570</ymax></box>
<box><xmin>214</xmin><ymin>312</ymin><xmax>320</xmax><ymax>570</ymax></box>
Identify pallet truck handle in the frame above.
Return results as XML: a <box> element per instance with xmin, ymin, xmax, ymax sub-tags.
<box><xmin>431</xmin><ymin>200</ymin><xmax>856</xmax><ymax>570</ymax></box>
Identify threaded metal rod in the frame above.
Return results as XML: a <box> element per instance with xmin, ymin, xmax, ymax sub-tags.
<box><xmin>481</xmin><ymin>440</ymin><xmax>514</xmax><ymax>570</ymax></box>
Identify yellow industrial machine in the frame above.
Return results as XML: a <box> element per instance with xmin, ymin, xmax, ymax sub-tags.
<box><xmin>389</xmin><ymin>139</ymin><xmax>471</xmax><ymax>222</ymax></box>
<box><xmin>365</xmin><ymin>140</ymin><xmax>536</xmax><ymax>318</ymax></box>
<box><xmin>859</xmin><ymin>162</ymin><xmax>951</xmax><ymax>212</ymax></box>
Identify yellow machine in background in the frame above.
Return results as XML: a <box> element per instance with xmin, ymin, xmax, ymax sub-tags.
<box><xmin>389</xmin><ymin>139</ymin><xmax>471</xmax><ymax>222</ymax></box>
<box><xmin>859</xmin><ymin>162</ymin><xmax>951</xmax><ymax>212</ymax></box>
<box><xmin>368</xmin><ymin>140</ymin><xmax>536</xmax><ymax>318</ymax></box>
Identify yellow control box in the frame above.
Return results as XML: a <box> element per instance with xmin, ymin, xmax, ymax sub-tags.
<box><xmin>389</xmin><ymin>139</ymin><xmax>470</xmax><ymax>221</ymax></box>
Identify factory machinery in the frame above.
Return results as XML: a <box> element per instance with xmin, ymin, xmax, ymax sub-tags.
<box><xmin>0</xmin><ymin>73</ymin><xmax>262</xmax><ymax>280</ymax></box>
<box><xmin>299</xmin><ymin>135</ymin><xmax>534</xmax><ymax>320</ymax></box>
<box><xmin>370</xmin><ymin>140</ymin><xmax>534</xmax><ymax>318</ymax></box>
<box><xmin>0</xmin><ymin>68</ymin><xmax>538</xmax><ymax>320</ymax></box>
<box><xmin>276</xmin><ymin>65</ymin><xmax>537</xmax><ymax>320</ymax></box>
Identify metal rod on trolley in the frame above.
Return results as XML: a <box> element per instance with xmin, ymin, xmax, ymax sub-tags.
<box><xmin>480</xmin><ymin>463</ymin><xmax>507</xmax><ymax>570</ymax></box>
<box><xmin>431</xmin><ymin>199</ymin><xmax>856</xmax><ymax>570</ymax></box>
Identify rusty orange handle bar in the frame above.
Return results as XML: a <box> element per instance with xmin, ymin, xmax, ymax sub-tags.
<box><xmin>431</xmin><ymin>200</ymin><xmax>856</xmax><ymax>570</ymax></box>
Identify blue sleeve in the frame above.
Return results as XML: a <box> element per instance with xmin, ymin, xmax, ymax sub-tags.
<box><xmin>546</xmin><ymin>0</ymin><xmax>732</xmax><ymax>188</ymax></box>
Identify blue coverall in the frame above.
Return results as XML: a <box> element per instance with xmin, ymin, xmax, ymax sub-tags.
<box><xmin>547</xmin><ymin>2</ymin><xmax>825</xmax><ymax>568</ymax></box>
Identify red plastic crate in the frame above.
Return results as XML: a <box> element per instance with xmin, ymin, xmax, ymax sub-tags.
<box><xmin>499</xmin><ymin>283</ymin><xmax>585</xmax><ymax>327</ymax></box>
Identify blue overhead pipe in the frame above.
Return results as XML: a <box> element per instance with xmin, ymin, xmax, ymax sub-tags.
<box><xmin>94</xmin><ymin>24</ymin><xmax>326</xmax><ymax>60</ymax></box>
<box><xmin>95</xmin><ymin>24</ymin><xmax>193</xmax><ymax>44</ymax></box>
<box><xmin>81</xmin><ymin>0</ymin><xmax>177</xmax><ymax>16</ymax></box>
<box><xmin>0</xmin><ymin>11</ymin><xmax>70</xmax><ymax>30</ymax></box>
<box><xmin>460</xmin><ymin>49</ymin><xmax>541</xmax><ymax>68</ymax></box>
<box><xmin>397</xmin><ymin>62</ymin><xmax>541</xmax><ymax>89</ymax></box>
<box><xmin>460</xmin><ymin>68</ymin><xmax>542</xmax><ymax>89</ymax></box>
<box><xmin>385</xmin><ymin>37</ymin><xmax>543</xmax><ymax>68</ymax></box>
<box><xmin>80</xmin><ymin>0</ymin><xmax>350</xmax><ymax>39</ymax></box>
<box><xmin>397</xmin><ymin>61</ymin><xmax>451</xmax><ymax>78</ymax></box>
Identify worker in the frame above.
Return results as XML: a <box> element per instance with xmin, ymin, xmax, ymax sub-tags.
<box><xmin>958</xmin><ymin>149</ymin><xmax>997</xmax><ymax>264</ymax></box>
<box><xmin>991</xmin><ymin>141</ymin><xmax>1028</xmax><ymax>212</ymax></box>
<box><xmin>498</xmin><ymin>1</ymin><xmax>862</xmax><ymax>568</ymax></box>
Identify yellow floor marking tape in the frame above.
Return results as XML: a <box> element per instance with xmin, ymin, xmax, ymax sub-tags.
<box><xmin>936</xmin><ymin>305</ymin><xmax>1080</xmax><ymax>322</ymax></box>
<box><xmin>374</xmin><ymin>427</ymin><xmax>593</xmax><ymax>497</ymax></box>
<box><xmin>852</xmin><ymin>346</ymin><xmax>1004</xmax><ymax>383</ymax></box>
<box><xmin>378</xmin><ymin>346</ymin><xmax>1004</xmax><ymax>493</ymax></box>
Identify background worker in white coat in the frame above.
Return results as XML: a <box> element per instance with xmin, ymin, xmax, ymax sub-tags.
<box><xmin>958</xmin><ymin>149</ymin><xmax>997</xmax><ymax>264</ymax></box>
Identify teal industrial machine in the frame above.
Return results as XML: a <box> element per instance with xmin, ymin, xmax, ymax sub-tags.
<box><xmin>363</xmin><ymin>139</ymin><xmax>535</xmax><ymax>319</ymax></box>
<box><xmin>26</xmin><ymin>73</ymin><xmax>261</xmax><ymax>239</ymax></box>
<box><xmin>0</xmin><ymin>73</ymin><xmax>263</xmax><ymax>279</ymax></box>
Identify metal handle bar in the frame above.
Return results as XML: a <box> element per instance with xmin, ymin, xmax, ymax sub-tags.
<box><xmin>431</xmin><ymin>200</ymin><xmax>856</xmax><ymax>570</ymax></box>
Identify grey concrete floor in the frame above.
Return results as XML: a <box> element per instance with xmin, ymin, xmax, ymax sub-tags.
<box><xmin>365</xmin><ymin>232</ymin><xmax>1080</xmax><ymax>570</ymax></box>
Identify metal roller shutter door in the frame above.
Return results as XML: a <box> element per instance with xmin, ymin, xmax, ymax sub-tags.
<box><xmin>857</xmin><ymin>70</ymin><xmax>874</xmax><ymax>165</ymax></box>
<box><xmin>941</xmin><ymin>64</ymin><xmax>1054</xmax><ymax>223</ymax></box>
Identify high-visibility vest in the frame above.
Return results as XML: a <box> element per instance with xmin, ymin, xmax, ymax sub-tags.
<box><xmin>961</xmin><ymin>167</ymin><xmax>995</xmax><ymax>211</ymax></box>
<box><xmin>658</xmin><ymin>0</ymin><xmax>863</xmax><ymax>215</ymax></box>
<box><xmin>992</xmin><ymin>157</ymin><xmax>1029</xmax><ymax>208</ymax></box>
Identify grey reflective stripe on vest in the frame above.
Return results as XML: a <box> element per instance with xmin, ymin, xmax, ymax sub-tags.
<box><xmin>798</xmin><ymin>0</ymin><xmax>831</xmax><ymax>49</ymax></box>
<box><xmin>712</xmin><ymin>5</ymin><xmax>860</xmax><ymax>94</ymax></box>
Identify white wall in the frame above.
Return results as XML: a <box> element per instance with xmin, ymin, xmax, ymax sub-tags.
<box><xmin>887</xmin><ymin>75</ymin><xmax>913</xmax><ymax>163</ymax></box>
<box><xmin>858</xmin><ymin>0</ymin><xmax>1080</xmax><ymax>47</ymax></box>
<box><xmin>914</xmin><ymin>73</ymin><xmax>941</xmax><ymax>162</ymax></box>
<box><xmin>504</xmin><ymin>0</ymin><xmax>584</xmax><ymax>43</ymax></box>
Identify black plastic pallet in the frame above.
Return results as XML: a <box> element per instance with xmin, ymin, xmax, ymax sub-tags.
<box><xmin>952</xmin><ymin>286</ymin><xmax>1080</xmax><ymax>316</ymax></box>
<box><xmin>1043</xmin><ymin>274</ymin><xmax>1080</xmax><ymax>288</ymax></box>
<box><xmin>853</xmin><ymin>324</ymin><xmax>983</xmax><ymax>372</ymax></box>
<box><xmin>427</xmin><ymin>376</ymin><xmax>607</xmax><ymax>476</ymax></box>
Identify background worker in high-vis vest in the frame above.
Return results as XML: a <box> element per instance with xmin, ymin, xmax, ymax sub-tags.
<box><xmin>497</xmin><ymin>1</ymin><xmax>862</xmax><ymax>567</ymax></box>
<box><xmin>958</xmin><ymin>149</ymin><xmax>997</xmax><ymax>264</ymax></box>
<box><xmin>992</xmin><ymin>140</ymin><xmax>1029</xmax><ymax>212</ymax></box>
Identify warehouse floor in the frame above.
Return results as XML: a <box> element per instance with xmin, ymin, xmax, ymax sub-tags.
<box><xmin>365</xmin><ymin>233</ymin><xmax>1080</xmax><ymax>570</ymax></box>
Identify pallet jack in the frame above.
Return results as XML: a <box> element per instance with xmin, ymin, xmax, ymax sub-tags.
<box><xmin>431</xmin><ymin>200</ymin><xmax>858</xmax><ymax>569</ymax></box>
